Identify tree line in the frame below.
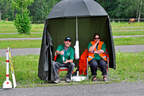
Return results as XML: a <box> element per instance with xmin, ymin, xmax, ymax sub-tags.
<box><xmin>0</xmin><ymin>0</ymin><xmax>144</xmax><ymax>23</ymax></box>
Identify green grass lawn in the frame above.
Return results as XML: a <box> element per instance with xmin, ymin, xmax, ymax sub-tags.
<box><xmin>109</xmin><ymin>52</ymin><xmax>144</xmax><ymax>81</ymax></box>
<box><xmin>0</xmin><ymin>21</ymin><xmax>44</xmax><ymax>33</ymax></box>
<box><xmin>0</xmin><ymin>40</ymin><xmax>41</xmax><ymax>49</ymax></box>
<box><xmin>0</xmin><ymin>52</ymin><xmax>144</xmax><ymax>88</ymax></box>
<box><xmin>0</xmin><ymin>33</ymin><xmax>42</xmax><ymax>38</ymax></box>
<box><xmin>0</xmin><ymin>37</ymin><xmax>144</xmax><ymax>49</ymax></box>
<box><xmin>0</xmin><ymin>21</ymin><xmax>144</xmax><ymax>37</ymax></box>
<box><xmin>111</xmin><ymin>22</ymin><xmax>144</xmax><ymax>36</ymax></box>
<box><xmin>111</xmin><ymin>22</ymin><xmax>144</xmax><ymax>27</ymax></box>
<box><xmin>114</xmin><ymin>37</ymin><xmax>144</xmax><ymax>45</ymax></box>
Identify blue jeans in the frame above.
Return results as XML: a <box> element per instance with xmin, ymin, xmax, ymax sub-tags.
<box><xmin>52</xmin><ymin>61</ymin><xmax>75</xmax><ymax>80</ymax></box>
<box><xmin>88</xmin><ymin>59</ymin><xmax>107</xmax><ymax>76</ymax></box>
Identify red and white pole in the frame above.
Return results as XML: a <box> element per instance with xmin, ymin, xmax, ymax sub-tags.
<box><xmin>6</xmin><ymin>48</ymin><xmax>10</xmax><ymax>81</ymax></box>
<box><xmin>3</xmin><ymin>48</ymin><xmax>12</xmax><ymax>88</ymax></box>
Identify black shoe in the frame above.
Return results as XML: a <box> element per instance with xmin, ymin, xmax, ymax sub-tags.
<box><xmin>65</xmin><ymin>78</ymin><xmax>71</xmax><ymax>83</ymax></box>
<box><xmin>54</xmin><ymin>79</ymin><xmax>60</xmax><ymax>83</ymax></box>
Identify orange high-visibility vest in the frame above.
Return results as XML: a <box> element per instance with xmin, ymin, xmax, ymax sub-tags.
<box><xmin>88</xmin><ymin>41</ymin><xmax>107</xmax><ymax>62</ymax></box>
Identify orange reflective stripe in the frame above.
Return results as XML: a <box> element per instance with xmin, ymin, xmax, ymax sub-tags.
<box><xmin>87</xmin><ymin>52</ymin><xmax>95</xmax><ymax>62</ymax></box>
<box><xmin>98</xmin><ymin>41</ymin><xmax>103</xmax><ymax>50</ymax></box>
<box><xmin>87</xmin><ymin>56</ymin><xmax>93</xmax><ymax>62</ymax></box>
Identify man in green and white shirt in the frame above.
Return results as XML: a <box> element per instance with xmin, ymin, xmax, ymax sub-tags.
<box><xmin>53</xmin><ymin>36</ymin><xmax>75</xmax><ymax>83</ymax></box>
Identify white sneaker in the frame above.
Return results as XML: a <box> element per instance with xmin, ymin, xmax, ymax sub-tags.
<box><xmin>103</xmin><ymin>77</ymin><xmax>108</xmax><ymax>82</ymax></box>
<box><xmin>65</xmin><ymin>78</ymin><xmax>71</xmax><ymax>83</ymax></box>
<box><xmin>54</xmin><ymin>79</ymin><xmax>60</xmax><ymax>83</ymax></box>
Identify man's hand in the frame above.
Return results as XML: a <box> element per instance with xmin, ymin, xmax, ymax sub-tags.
<box><xmin>63</xmin><ymin>60</ymin><xmax>68</xmax><ymax>64</ymax></box>
<box><xmin>94</xmin><ymin>50</ymin><xmax>99</xmax><ymax>54</ymax></box>
<box><xmin>63</xmin><ymin>60</ymin><xmax>73</xmax><ymax>64</ymax></box>
<box><xmin>56</xmin><ymin>50</ymin><xmax>64</xmax><ymax>55</ymax></box>
<box><xmin>94</xmin><ymin>50</ymin><xmax>104</xmax><ymax>54</ymax></box>
<box><xmin>59</xmin><ymin>50</ymin><xmax>64</xmax><ymax>55</ymax></box>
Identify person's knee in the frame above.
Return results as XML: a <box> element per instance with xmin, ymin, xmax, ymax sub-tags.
<box><xmin>70</xmin><ymin>63</ymin><xmax>75</xmax><ymax>68</ymax></box>
<box><xmin>90</xmin><ymin>60</ymin><xmax>98</xmax><ymax>67</ymax></box>
<box><xmin>52</xmin><ymin>61</ymin><xmax>56</xmax><ymax>66</ymax></box>
<box><xmin>53</xmin><ymin>61</ymin><xmax>59</xmax><ymax>68</ymax></box>
<box><xmin>100</xmin><ymin>60</ymin><xmax>107</xmax><ymax>67</ymax></box>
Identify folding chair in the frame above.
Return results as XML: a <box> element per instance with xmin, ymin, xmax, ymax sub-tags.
<box><xmin>79</xmin><ymin>49</ymin><xmax>109</xmax><ymax>80</ymax></box>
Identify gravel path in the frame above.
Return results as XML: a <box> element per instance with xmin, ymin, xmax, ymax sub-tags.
<box><xmin>113</xmin><ymin>35</ymin><xmax>144</xmax><ymax>38</ymax></box>
<box><xmin>116</xmin><ymin>45</ymin><xmax>144</xmax><ymax>52</ymax></box>
<box><xmin>0</xmin><ymin>82</ymin><xmax>144</xmax><ymax>96</ymax></box>
<box><xmin>0</xmin><ymin>48</ymin><xmax>40</xmax><ymax>57</ymax></box>
<box><xmin>0</xmin><ymin>45</ymin><xmax>144</xmax><ymax>57</ymax></box>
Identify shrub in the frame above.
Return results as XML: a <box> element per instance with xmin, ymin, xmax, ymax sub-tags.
<box><xmin>14</xmin><ymin>11</ymin><xmax>31</xmax><ymax>34</ymax></box>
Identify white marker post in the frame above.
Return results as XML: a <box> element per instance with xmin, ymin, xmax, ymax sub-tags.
<box><xmin>2</xmin><ymin>48</ymin><xmax>12</xmax><ymax>88</ymax></box>
<box><xmin>74</xmin><ymin>16</ymin><xmax>80</xmax><ymax>60</ymax></box>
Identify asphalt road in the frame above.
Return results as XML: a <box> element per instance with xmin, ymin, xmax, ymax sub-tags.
<box><xmin>0</xmin><ymin>82</ymin><xmax>144</xmax><ymax>96</ymax></box>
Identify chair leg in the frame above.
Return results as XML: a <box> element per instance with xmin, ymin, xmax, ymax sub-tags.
<box><xmin>86</xmin><ymin>59</ymin><xmax>89</xmax><ymax>80</ymax></box>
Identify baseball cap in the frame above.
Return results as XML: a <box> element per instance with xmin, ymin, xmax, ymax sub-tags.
<box><xmin>64</xmin><ymin>36</ymin><xmax>71</xmax><ymax>41</ymax></box>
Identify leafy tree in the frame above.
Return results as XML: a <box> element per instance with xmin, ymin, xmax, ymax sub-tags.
<box><xmin>95</xmin><ymin>0</ymin><xmax>144</xmax><ymax>19</ymax></box>
<box><xmin>95</xmin><ymin>0</ymin><xmax>119</xmax><ymax>18</ymax></box>
<box><xmin>0</xmin><ymin>0</ymin><xmax>14</xmax><ymax>20</ymax></box>
<box><xmin>29</xmin><ymin>0</ymin><xmax>60</xmax><ymax>23</ymax></box>
<box><xmin>0</xmin><ymin>0</ymin><xmax>144</xmax><ymax>22</ymax></box>
<box><xmin>12</xmin><ymin>0</ymin><xmax>34</xmax><ymax>34</ymax></box>
<box><xmin>136</xmin><ymin>0</ymin><xmax>144</xmax><ymax>22</ymax></box>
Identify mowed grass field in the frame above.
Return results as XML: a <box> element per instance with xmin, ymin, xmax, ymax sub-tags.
<box><xmin>111</xmin><ymin>22</ymin><xmax>144</xmax><ymax>36</ymax></box>
<box><xmin>0</xmin><ymin>21</ymin><xmax>144</xmax><ymax>49</ymax></box>
<box><xmin>0</xmin><ymin>21</ymin><xmax>144</xmax><ymax>37</ymax></box>
<box><xmin>0</xmin><ymin>40</ymin><xmax>42</xmax><ymax>49</ymax></box>
<box><xmin>0</xmin><ymin>52</ymin><xmax>144</xmax><ymax>88</ymax></box>
<box><xmin>1</xmin><ymin>37</ymin><xmax>144</xmax><ymax>49</ymax></box>
<box><xmin>0</xmin><ymin>21</ymin><xmax>43</xmax><ymax>38</ymax></box>
<box><xmin>0</xmin><ymin>21</ymin><xmax>44</xmax><ymax>33</ymax></box>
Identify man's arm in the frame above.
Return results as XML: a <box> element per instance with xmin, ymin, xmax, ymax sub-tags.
<box><xmin>55</xmin><ymin>45</ymin><xmax>64</xmax><ymax>55</ymax></box>
<box><xmin>56</xmin><ymin>50</ymin><xmax>64</xmax><ymax>55</ymax></box>
<box><xmin>64</xmin><ymin>59</ymin><xmax>73</xmax><ymax>63</ymax></box>
<box><xmin>94</xmin><ymin>43</ymin><xmax>106</xmax><ymax>54</ymax></box>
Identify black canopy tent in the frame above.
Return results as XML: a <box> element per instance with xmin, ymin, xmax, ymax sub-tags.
<box><xmin>38</xmin><ymin>0</ymin><xmax>116</xmax><ymax>81</ymax></box>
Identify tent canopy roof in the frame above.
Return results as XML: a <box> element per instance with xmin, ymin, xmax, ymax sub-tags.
<box><xmin>48</xmin><ymin>0</ymin><xmax>108</xmax><ymax>19</ymax></box>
